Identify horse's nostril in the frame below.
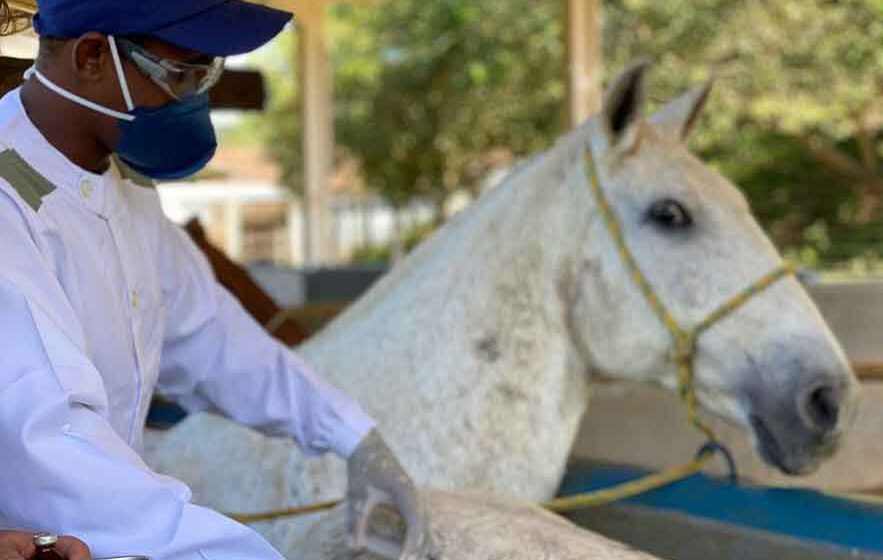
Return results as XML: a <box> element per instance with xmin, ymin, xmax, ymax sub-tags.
<box><xmin>805</xmin><ymin>386</ymin><xmax>840</xmax><ymax>434</ymax></box>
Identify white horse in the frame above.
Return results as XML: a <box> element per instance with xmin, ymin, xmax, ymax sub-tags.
<box><xmin>292</xmin><ymin>490</ymin><xmax>661</xmax><ymax>560</ymax></box>
<box><xmin>144</xmin><ymin>63</ymin><xmax>859</xmax><ymax>556</ymax></box>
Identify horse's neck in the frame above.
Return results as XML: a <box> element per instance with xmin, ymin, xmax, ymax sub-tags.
<box><xmin>299</xmin><ymin>125</ymin><xmax>597</xmax><ymax>498</ymax></box>
<box><xmin>312</xmin><ymin>120</ymin><xmax>596</xmax><ymax>340</ymax></box>
<box><xmin>304</xmin><ymin>130</ymin><xmax>592</xmax><ymax>381</ymax></box>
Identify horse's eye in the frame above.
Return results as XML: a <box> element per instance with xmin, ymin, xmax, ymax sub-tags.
<box><xmin>646</xmin><ymin>199</ymin><xmax>693</xmax><ymax>229</ymax></box>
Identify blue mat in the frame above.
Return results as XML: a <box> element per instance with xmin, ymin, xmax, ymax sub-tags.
<box><xmin>560</xmin><ymin>460</ymin><xmax>883</xmax><ymax>553</ymax></box>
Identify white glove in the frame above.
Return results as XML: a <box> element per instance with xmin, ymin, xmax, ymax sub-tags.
<box><xmin>346</xmin><ymin>430</ymin><xmax>431</xmax><ymax>560</ymax></box>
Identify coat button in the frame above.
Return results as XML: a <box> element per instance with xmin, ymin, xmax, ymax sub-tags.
<box><xmin>80</xmin><ymin>179</ymin><xmax>94</xmax><ymax>198</ymax></box>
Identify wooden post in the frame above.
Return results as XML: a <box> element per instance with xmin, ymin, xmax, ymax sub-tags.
<box><xmin>298</xmin><ymin>1</ymin><xmax>332</xmax><ymax>265</ymax></box>
<box><xmin>564</xmin><ymin>0</ymin><xmax>603</xmax><ymax>129</ymax></box>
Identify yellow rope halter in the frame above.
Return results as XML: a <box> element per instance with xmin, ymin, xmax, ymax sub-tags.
<box><xmin>580</xmin><ymin>147</ymin><xmax>795</xmax><ymax>443</ymax></box>
<box><xmin>543</xmin><ymin>148</ymin><xmax>795</xmax><ymax>513</ymax></box>
<box><xmin>225</xmin><ymin>145</ymin><xmax>796</xmax><ymax>523</ymax></box>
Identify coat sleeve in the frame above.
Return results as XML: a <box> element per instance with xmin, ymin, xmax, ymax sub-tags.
<box><xmin>154</xmin><ymin>218</ymin><xmax>375</xmax><ymax>458</ymax></box>
<box><xmin>0</xmin><ymin>258</ymin><xmax>284</xmax><ymax>560</ymax></box>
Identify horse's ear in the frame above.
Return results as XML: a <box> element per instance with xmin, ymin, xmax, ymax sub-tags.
<box><xmin>599</xmin><ymin>61</ymin><xmax>649</xmax><ymax>156</ymax></box>
<box><xmin>649</xmin><ymin>82</ymin><xmax>712</xmax><ymax>141</ymax></box>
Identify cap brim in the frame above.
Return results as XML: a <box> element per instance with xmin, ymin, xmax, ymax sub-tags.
<box><xmin>152</xmin><ymin>1</ymin><xmax>292</xmax><ymax>57</ymax></box>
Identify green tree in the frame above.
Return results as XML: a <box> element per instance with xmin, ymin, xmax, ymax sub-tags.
<box><xmin>247</xmin><ymin>31</ymin><xmax>304</xmax><ymax>195</ymax></box>
<box><xmin>604</xmin><ymin>0</ymin><xmax>883</xmax><ymax>266</ymax></box>
<box><xmin>252</xmin><ymin>0</ymin><xmax>883</xmax><ymax>267</ymax></box>
<box><xmin>336</xmin><ymin>0</ymin><xmax>565</xmax><ymax>221</ymax></box>
<box><xmin>252</xmin><ymin>0</ymin><xmax>564</xmax><ymax>221</ymax></box>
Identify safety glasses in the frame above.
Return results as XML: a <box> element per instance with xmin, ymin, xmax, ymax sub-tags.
<box><xmin>114</xmin><ymin>36</ymin><xmax>225</xmax><ymax>101</ymax></box>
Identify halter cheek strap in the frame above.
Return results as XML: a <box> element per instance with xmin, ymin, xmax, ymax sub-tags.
<box><xmin>583</xmin><ymin>146</ymin><xmax>796</xmax><ymax>441</ymax></box>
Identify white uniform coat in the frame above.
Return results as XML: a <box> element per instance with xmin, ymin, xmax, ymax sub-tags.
<box><xmin>0</xmin><ymin>89</ymin><xmax>375</xmax><ymax>560</ymax></box>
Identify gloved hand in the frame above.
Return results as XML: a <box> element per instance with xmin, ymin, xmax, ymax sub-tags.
<box><xmin>346</xmin><ymin>430</ymin><xmax>430</xmax><ymax>560</ymax></box>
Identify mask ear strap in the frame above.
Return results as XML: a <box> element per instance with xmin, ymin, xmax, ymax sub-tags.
<box><xmin>24</xmin><ymin>65</ymin><xmax>136</xmax><ymax>122</ymax></box>
<box><xmin>107</xmin><ymin>35</ymin><xmax>135</xmax><ymax>112</ymax></box>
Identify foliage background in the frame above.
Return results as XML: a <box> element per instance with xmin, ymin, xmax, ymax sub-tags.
<box><xmin>245</xmin><ymin>0</ymin><xmax>883</xmax><ymax>270</ymax></box>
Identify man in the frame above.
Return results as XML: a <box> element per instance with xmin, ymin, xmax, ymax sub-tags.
<box><xmin>0</xmin><ymin>2</ymin><xmax>427</xmax><ymax>560</ymax></box>
<box><xmin>0</xmin><ymin>533</ymin><xmax>90</xmax><ymax>560</ymax></box>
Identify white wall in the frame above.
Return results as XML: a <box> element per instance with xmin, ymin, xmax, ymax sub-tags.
<box><xmin>158</xmin><ymin>181</ymin><xmax>438</xmax><ymax>266</ymax></box>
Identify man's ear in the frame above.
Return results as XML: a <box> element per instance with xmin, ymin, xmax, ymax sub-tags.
<box><xmin>71</xmin><ymin>33</ymin><xmax>111</xmax><ymax>83</ymax></box>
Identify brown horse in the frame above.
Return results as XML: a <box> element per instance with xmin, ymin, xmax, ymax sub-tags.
<box><xmin>184</xmin><ymin>218</ymin><xmax>310</xmax><ymax>346</ymax></box>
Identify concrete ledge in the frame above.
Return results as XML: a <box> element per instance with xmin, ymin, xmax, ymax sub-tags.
<box><xmin>568</xmin><ymin>503</ymin><xmax>883</xmax><ymax>560</ymax></box>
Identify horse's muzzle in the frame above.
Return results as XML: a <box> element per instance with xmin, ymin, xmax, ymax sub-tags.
<box><xmin>748</xmin><ymin>375</ymin><xmax>854</xmax><ymax>475</ymax></box>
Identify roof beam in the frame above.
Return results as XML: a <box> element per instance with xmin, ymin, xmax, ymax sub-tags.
<box><xmin>0</xmin><ymin>57</ymin><xmax>266</xmax><ymax>110</ymax></box>
<box><xmin>7</xmin><ymin>1</ymin><xmax>35</xmax><ymax>13</ymax></box>
<box><xmin>210</xmin><ymin>68</ymin><xmax>267</xmax><ymax>110</ymax></box>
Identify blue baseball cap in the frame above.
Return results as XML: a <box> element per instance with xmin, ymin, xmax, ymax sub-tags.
<box><xmin>33</xmin><ymin>0</ymin><xmax>293</xmax><ymax>56</ymax></box>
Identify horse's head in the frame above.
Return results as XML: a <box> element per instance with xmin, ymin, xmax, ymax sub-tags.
<box><xmin>567</xmin><ymin>63</ymin><xmax>859</xmax><ymax>475</ymax></box>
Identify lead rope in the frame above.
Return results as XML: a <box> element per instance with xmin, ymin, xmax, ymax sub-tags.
<box><xmin>225</xmin><ymin>145</ymin><xmax>796</xmax><ymax>523</ymax></box>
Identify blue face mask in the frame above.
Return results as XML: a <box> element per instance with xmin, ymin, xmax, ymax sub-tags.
<box><xmin>26</xmin><ymin>36</ymin><xmax>218</xmax><ymax>181</ymax></box>
<box><xmin>116</xmin><ymin>93</ymin><xmax>217</xmax><ymax>180</ymax></box>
